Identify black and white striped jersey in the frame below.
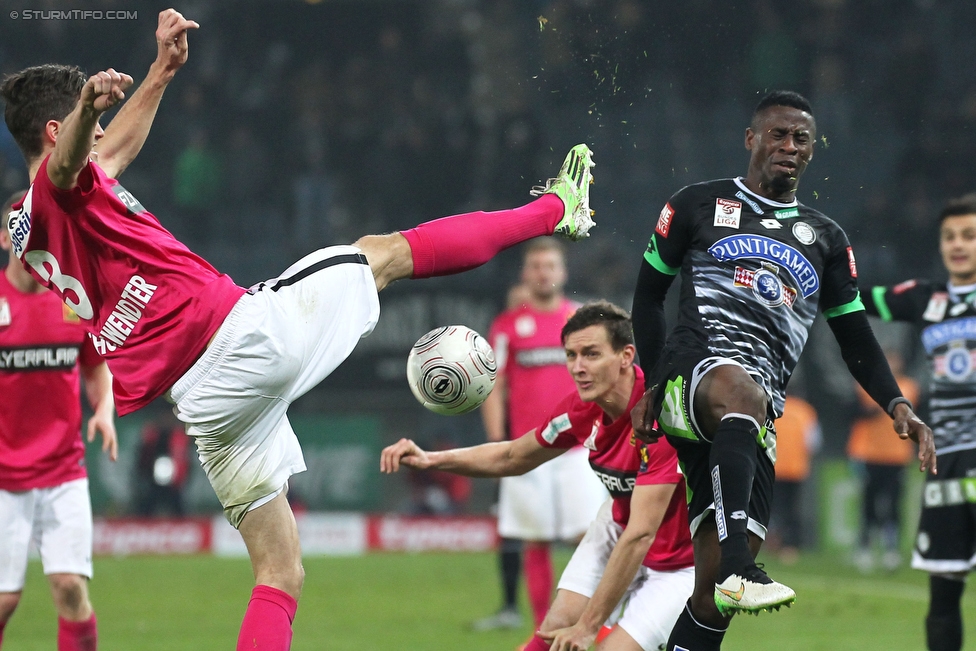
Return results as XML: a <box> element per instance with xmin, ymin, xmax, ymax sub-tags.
<box><xmin>867</xmin><ymin>279</ymin><xmax>976</xmax><ymax>453</ymax></box>
<box><xmin>644</xmin><ymin>177</ymin><xmax>863</xmax><ymax>417</ymax></box>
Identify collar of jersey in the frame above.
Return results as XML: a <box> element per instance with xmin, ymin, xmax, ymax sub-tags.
<box><xmin>733</xmin><ymin>177</ymin><xmax>799</xmax><ymax>208</ymax></box>
<box><xmin>948</xmin><ymin>281</ymin><xmax>976</xmax><ymax>301</ymax></box>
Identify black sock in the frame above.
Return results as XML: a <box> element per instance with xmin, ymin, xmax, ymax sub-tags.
<box><xmin>710</xmin><ymin>414</ymin><xmax>760</xmax><ymax>580</ymax></box>
<box><xmin>499</xmin><ymin>538</ymin><xmax>522</xmax><ymax>610</ymax></box>
<box><xmin>667</xmin><ymin>600</ymin><xmax>728</xmax><ymax>651</ymax></box>
<box><xmin>927</xmin><ymin>575</ymin><xmax>965</xmax><ymax>651</ymax></box>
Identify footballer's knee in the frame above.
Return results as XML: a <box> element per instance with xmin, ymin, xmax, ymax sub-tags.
<box><xmin>354</xmin><ymin>233</ymin><xmax>413</xmax><ymax>291</ymax></box>
<box><xmin>48</xmin><ymin>574</ymin><xmax>92</xmax><ymax>620</ymax></box>
<box><xmin>697</xmin><ymin>365</ymin><xmax>766</xmax><ymax>432</ymax></box>
<box><xmin>0</xmin><ymin>592</ymin><xmax>21</xmax><ymax>623</ymax></box>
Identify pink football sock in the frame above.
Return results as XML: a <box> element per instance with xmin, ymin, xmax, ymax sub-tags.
<box><xmin>57</xmin><ymin>614</ymin><xmax>97</xmax><ymax>651</ymax></box>
<box><xmin>236</xmin><ymin>585</ymin><xmax>298</xmax><ymax>651</ymax></box>
<box><xmin>400</xmin><ymin>194</ymin><xmax>564</xmax><ymax>278</ymax></box>
<box><xmin>524</xmin><ymin>543</ymin><xmax>554</xmax><ymax>627</ymax></box>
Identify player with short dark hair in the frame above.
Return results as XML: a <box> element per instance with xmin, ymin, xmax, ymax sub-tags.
<box><xmin>0</xmin><ymin>17</ymin><xmax>596</xmax><ymax>648</ymax></box>
<box><xmin>475</xmin><ymin>237</ymin><xmax>607</xmax><ymax>635</ymax></box>
<box><xmin>862</xmin><ymin>192</ymin><xmax>976</xmax><ymax>651</ymax></box>
<box><xmin>0</xmin><ymin>13</ymin><xmax>197</xmax><ymax>650</ymax></box>
<box><xmin>382</xmin><ymin>301</ymin><xmax>695</xmax><ymax>651</ymax></box>
<box><xmin>630</xmin><ymin>90</ymin><xmax>937</xmax><ymax>651</ymax></box>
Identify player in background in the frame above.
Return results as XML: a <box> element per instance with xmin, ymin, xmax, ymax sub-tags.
<box><xmin>0</xmin><ymin>19</ymin><xmax>596</xmax><ymax>645</ymax></box>
<box><xmin>847</xmin><ymin>350</ymin><xmax>918</xmax><ymax>573</ymax></box>
<box><xmin>767</xmin><ymin>391</ymin><xmax>819</xmax><ymax>564</ymax></box>
<box><xmin>630</xmin><ymin>90</ymin><xmax>936</xmax><ymax>651</ymax></box>
<box><xmin>0</xmin><ymin>188</ymin><xmax>116</xmax><ymax>651</ymax></box>
<box><xmin>382</xmin><ymin>302</ymin><xmax>695</xmax><ymax>651</ymax></box>
<box><xmin>0</xmin><ymin>13</ymin><xmax>194</xmax><ymax>649</ymax></box>
<box><xmin>475</xmin><ymin>238</ymin><xmax>608</xmax><ymax>633</ymax></box>
<box><xmin>862</xmin><ymin>193</ymin><xmax>976</xmax><ymax>651</ymax></box>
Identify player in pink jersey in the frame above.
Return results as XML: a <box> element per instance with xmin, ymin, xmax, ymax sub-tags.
<box><xmin>476</xmin><ymin>238</ymin><xmax>607</xmax><ymax>633</ymax></box>
<box><xmin>0</xmin><ymin>13</ymin><xmax>198</xmax><ymax>650</ymax></box>
<box><xmin>0</xmin><ymin>189</ymin><xmax>117</xmax><ymax>651</ymax></box>
<box><xmin>1</xmin><ymin>19</ymin><xmax>596</xmax><ymax>647</ymax></box>
<box><xmin>382</xmin><ymin>302</ymin><xmax>695</xmax><ymax>651</ymax></box>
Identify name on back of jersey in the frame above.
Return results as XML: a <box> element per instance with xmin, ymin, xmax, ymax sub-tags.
<box><xmin>89</xmin><ymin>274</ymin><xmax>158</xmax><ymax>355</ymax></box>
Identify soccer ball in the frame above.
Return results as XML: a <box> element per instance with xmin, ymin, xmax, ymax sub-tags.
<box><xmin>407</xmin><ymin>325</ymin><xmax>497</xmax><ymax>415</ymax></box>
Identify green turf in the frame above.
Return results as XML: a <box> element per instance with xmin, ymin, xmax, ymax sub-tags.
<box><xmin>3</xmin><ymin>551</ymin><xmax>974</xmax><ymax>650</ymax></box>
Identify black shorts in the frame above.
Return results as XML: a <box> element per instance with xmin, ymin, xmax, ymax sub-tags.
<box><xmin>912</xmin><ymin>447</ymin><xmax>976</xmax><ymax>573</ymax></box>
<box><xmin>649</xmin><ymin>348</ymin><xmax>777</xmax><ymax>539</ymax></box>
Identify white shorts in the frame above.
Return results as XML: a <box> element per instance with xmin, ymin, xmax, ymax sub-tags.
<box><xmin>497</xmin><ymin>446</ymin><xmax>608</xmax><ymax>541</ymax></box>
<box><xmin>0</xmin><ymin>478</ymin><xmax>93</xmax><ymax>592</ymax></box>
<box><xmin>558</xmin><ymin>500</ymin><xmax>694</xmax><ymax>651</ymax></box>
<box><xmin>168</xmin><ymin>246</ymin><xmax>380</xmax><ymax>527</ymax></box>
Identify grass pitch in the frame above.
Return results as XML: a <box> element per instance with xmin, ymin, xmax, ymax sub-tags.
<box><xmin>4</xmin><ymin>550</ymin><xmax>974</xmax><ymax>650</ymax></box>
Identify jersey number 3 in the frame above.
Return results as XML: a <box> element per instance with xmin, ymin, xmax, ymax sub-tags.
<box><xmin>23</xmin><ymin>250</ymin><xmax>94</xmax><ymax>320</ymax></box>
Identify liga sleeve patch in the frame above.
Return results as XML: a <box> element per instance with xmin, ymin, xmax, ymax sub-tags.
<box><xmin>846</xmin><ymin>247</ymin><xmax>857</xmax><ymax>278</ymax></box>
<box><xmin>655</xmin><ymin>203</ymin><xmax>674</xmax><ymax>237</ymax></box>
<box><xmin>540</xmin><ymin>413</ymin><xmax>573</xmax><ymax>444</ymax></box>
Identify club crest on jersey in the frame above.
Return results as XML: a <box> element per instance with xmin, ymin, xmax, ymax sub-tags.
<box><xmin>934</xmin><ymin>344</ymin><xmax>976</xmax><ymax>382</ymax></box>
<box><xmin>708</xmin><ymin>234</ymin><xmax>819</xmax><ymax>297</ymax></box>
<box><xmin>656</xmin><ymin>203</ymin><xmax>674</xmax><ymax>237</ymax></box>
<box><xmin>514</xmin><ymin>314</ymin><xmax>536</xmax><ymax>338</ymax></box>
<box><xmin>713</xmin><ymin>199</ymin><xmax>742</xmax><ymax>229</ymax></box>
<box><xmin>6</xmin><ymin>189</ymin><xmax>33</xmax><ymax>259</ymax></box>
<box><xmin>733</xmin><ymin>264</ymin><xmax>797</xmax><ymax>309</ymax></box>
<box><xmin>792</xmin><ymin>222</ymin><xmax>817</xmax><ymax>245</ymax></box>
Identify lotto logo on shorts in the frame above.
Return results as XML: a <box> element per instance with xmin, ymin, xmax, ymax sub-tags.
<box><xmin>656</xmin><ymin>203</ymin><xmax>674</xmax><ymax>237</ymax></box>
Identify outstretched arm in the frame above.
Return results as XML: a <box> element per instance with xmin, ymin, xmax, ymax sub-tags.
<box><xmin>95</xmin><ymin>9</ymin><xmax>199</xmax><ymax>178</ymax></box>
<box><xmin>542</xmin><ymin>482</ymin><xmax>677</xmax><ymax>651</ymax></box>
<box><xmin>47</xmin><ymin>69</ymin><xmax>132</xmax><ymax>189</ymax></box>
<box><xmin>827</xmin><ymin>310</ymin><xmax>936</xmax><ymax>474</ymax></box>
<box><xmin>81</xmin><ymin>361</ymin><xmax>118</xmax><ymax>461</ymax></box>
<box><xmin>380</xmin><ymin>430</ymin><xmax>565</xmax><ymax>478</ymax></box>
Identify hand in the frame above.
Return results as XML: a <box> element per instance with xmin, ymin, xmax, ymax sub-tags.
<box><xmin>154</xmin><ymin>9</ymin><xmax>199</xmax><ymax>76</ymax></box>
<box><xmin>87</xmin><ymin>411</ymin><xmax>118</xmax><ymax>461</ymax></box>
<box><xmin>892</xmin><ymin>403</ymin><xmax>937</xmax><ymax>475</ymax></box>
<box><xmin>630</xmin><ymin>387</ymin><xmax>661</xmax><ymax>444</ymax></box>
<box><xmin>81</xmin><ymin>69</ymin><xmax>134</xmax><ymax>114</ymax></box>
<box><xmin>540</xmin><ymin>622</ymin><xmax>598</xmax><ymax>651</ymax></box>
<box><xmin>380</xmin><ymin>438</ymin><xmax>432</xmax><ymax>473</ymax></box>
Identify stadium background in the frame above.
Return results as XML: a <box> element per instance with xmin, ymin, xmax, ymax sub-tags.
<box><xmin>1</xmin><ymin>1</ymin><xmax>975</xmax><ymax>647</ymax></box>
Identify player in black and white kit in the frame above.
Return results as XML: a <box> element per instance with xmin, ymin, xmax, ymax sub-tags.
<box><xmin>864</xmin><ymin>193</ymin><xmax>976</xmax><ymax>651</ymax></box>
<box><xmin>629</xmin><ymin>90</ymin><xmax>938</xmax><ymax>651</ymax></box>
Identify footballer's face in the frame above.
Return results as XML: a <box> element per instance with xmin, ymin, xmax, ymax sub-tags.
<box><xmin>521</xmin><ymin>248</ymin><xmax>566</xmax><ymax>303</ymax></box>
<box><xmin>564</xmin><ymin>324</ymin><xmax>634</xmax><ymax>406</ymax></box>
<box><xmin>940</xmin><ymin>214</ymin><xmax>976</xmax><ymax>284</ymax></box>
<box><xmin>745</xmin><ymin>105</ymin><xmax>815</xmax><ymax>200</ymax></box>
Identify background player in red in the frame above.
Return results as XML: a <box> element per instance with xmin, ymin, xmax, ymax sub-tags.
<box><xmin>0</xmin><ymin>190</ymin><xmax>117</xmax><ymax>651</ymax></box>
<box><xmin>0</xmin><ymin>12</ymin><xmax>196</xmax><ymax>650</ymax></box>
<box><xmin>0</xmin><ymin>17</ymin><xmax>596</xmax><ymax>646</ymax></box>
<box><xmin>382</xmin><ymin>302</ymin><xmax>695</xmax><ymax>651</ymax></box>
<box><xmin>476</xmin><ymin>238</ymin><xmax>607</xmax><ymax>632</ymax></box>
